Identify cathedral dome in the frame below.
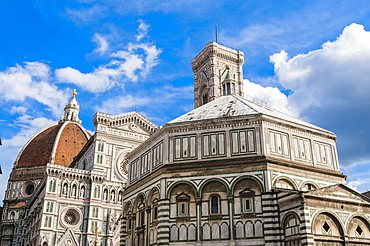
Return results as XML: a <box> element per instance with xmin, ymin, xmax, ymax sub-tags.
<box><xmin>15</xmin><ymin>121</ymin><xmax>91</xmax><ymax>168</ymax></box>
<box><xmin>15</xmin><ymin>91</ymin><xmax>91</xmax><ymax>168</ymax></box>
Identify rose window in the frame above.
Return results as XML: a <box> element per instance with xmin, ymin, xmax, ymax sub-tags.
<box><xmin>63</xmin><ymin>209</ymin><xmax>80</xmax><ymax>226</ymax></box>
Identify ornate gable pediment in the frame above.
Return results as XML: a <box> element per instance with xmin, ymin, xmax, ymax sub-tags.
<box><xmin>56</xmin><ymin>228</ymin><xmax>79</xmax><ymax>246</ymax></box>
<box><xmin>94</xmin><ymin>111</ymin><xmax>158</xmax><ymax>135</ymax></box>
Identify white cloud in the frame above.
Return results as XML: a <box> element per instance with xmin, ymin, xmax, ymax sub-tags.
<box><xmin>244</xmin><ymin>79</ymin><xmax>292</xmax><ymax>115</ymax></box>
<box><xmin>96</xmin><ymin>85</ymin><xmax>193</xmax><ymax>124</ymax></box>
<box><xmin>136</xmin><ymin>20</ymin><xmax>149</xmax><ymax>42</ymax></box>
<box><xmin>92</xmin><ymin>33</ymin><xmax>109</xmax><ymax>54</ymax></box>
<box><xmin>270</xmin><ymin>23</ymin><xmax>370</xmax><ymax>167</ymax></box>
<box><xmin>55</xmin><ymin>65</ymin><xmax>119</xmax><ymax>93</ymax></box>
<box><xmin>347</xmin><ymin>179</ymin><xmax>366</xmax><ymax>191</ymax></box>
<box><xmin>97</xmin><ymin>95</ymin><xmax>150</xmax><ymax>115</ymax></box>
<box><xmin>0</xmin><ymin>115</ymin><xmax>55</xmax><ymax>202</ymax></box>
<box><xmin>10</xmin><ymin>106</ymin><xmax>28</xmax><ymax>115</ymax></box>
<box><xmin>65</xmin><ymin>4</ymin><xmax>106</xmax><ymax>24</ymax></box>
<box><xmin>6</xmin><ymin>115</ymin><xmax>55</xmax><ymax>148</ymax></box>
<box><xmin>64</xmin><ymin>0</ymin><xmax>218</xmax><ymax>23</ymax></box>
<box><xmin>56</xmin><ymin>22</ymin><xmax>162</xmax><ymax>93</ymax></box>
<box><xmin>0</xmin><ymin>62</ymin><xmax>68</xmax><ymax>116</ymax></box>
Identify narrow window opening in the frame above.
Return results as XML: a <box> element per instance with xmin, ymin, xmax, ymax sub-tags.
<box><xmin>245</xmin><ymin>199</ymin><xmax>251</xmax><ymax>210</ymax></box>
<box><xmin>153</xmin><ymin>207</ymin><xmax>158</xmax><ymax>220</ymax></box>
<box><xmin>211</xmin><ymin>196</ymin><xmax>219</xmax><ymax>214</ymax></box>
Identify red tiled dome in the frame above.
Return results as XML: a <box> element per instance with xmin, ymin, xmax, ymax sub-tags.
<box><xmin>16</xmin><ymin>122</ymin><xmax>91</xmax><ymax>168</ymax></box>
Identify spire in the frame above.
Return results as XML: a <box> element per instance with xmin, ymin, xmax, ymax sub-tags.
<box><xmin>59</xmin><ymin>89</ymin><xmax>82</xmax><ymax>124</ymax></box>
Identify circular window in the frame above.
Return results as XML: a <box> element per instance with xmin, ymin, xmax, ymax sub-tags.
<box><xmin>115</xmin><ymin>151</ymin><xmax>129</xmax><ymax>180</ymax></box>
<box><xmin>25</xmin><ymin>184</ymin><xmax>34</xmax><ymax>195</ymax></box>
<box><xmin>61</xmin><ymin>208</ymin><xmax>81</xmax><ymax>228</ymax></box>
<box><xmin>120</xmin><ymin>159</ymin><xmax>129</xmax><ymax>175</ymax></box>
<box><xmin>22</xmin><ymin>182</ymin><xmax>35</xmax><ymax>197</ymax></box>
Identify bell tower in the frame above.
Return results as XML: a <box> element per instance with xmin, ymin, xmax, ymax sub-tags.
<box><xmin>191</xmin><ymin>42</ymin><xmax>244</xmax><ymax>108</ymax></box>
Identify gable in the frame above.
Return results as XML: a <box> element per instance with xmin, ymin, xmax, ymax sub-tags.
<box><xmin>56</xmin><ymin>228</ymin><xmax>79</xmax><ymax>246</ymax></box>
<box><xmin>304</xmin><ymin>184</ymin><xmax>370</xmax><ymax>204</ymax></box>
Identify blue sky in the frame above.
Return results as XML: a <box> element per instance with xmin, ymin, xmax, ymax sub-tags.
<box><xmin>1</xmin><ymin>0</ymin><xmax>370</xmax><ymax>200</ymax></box>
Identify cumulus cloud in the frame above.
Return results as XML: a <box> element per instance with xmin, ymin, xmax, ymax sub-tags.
<box><xmin>244</xmin><ymin>79</ymin><xmax>291</xmax><ymax>115</ymax></box>
<box><xmin>56</xmin><ymin>21</ymin><xmax>162</xmax><ymax>93</ymax></box>
<box><xmin>0</xmin><ymin>62</ymin><xmax>68</xmax><ymax>115</ymax></box>
<box><xmin>270</xmin><ymin>23</ymin><xmax>370</xmax><ymax>167</ymax></box>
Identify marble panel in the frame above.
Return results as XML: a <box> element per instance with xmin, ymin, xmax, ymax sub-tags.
<box><xmin>170</xmin><ymin>204</ymin><xmax>177</xmax><ymax>218</ymax></box>
<box><xmin>254</xmin><ymin>197</ymin><xmax>262</xmax><ymax>213</ymax></box>
<box><xmin>255</xmin><ymin>221</ymin><xmax>263</xmax><ymax>237</ymax></box>
<box><xmin>171</xmin><ymin>225</ymin><xmax>178</xmax><ymax>241</ymax></box>
<box><xmin>212</xmin><ymin>223</ymin><xmax>220</xmax><ymax>239</ymax></box>
<box><xmin>221</xmin><ymin>222</ymin><xmax>229</xmax><ymax>239</ymax></box>
<box><xmin>190</xmin><ymin>203</ymin><xmax>196</xmax><ymax>217</ymax></box>
<box><xmin>153</xmin><ymin>229</ymin><xmax>157</xmax><ymax>243</ymax></box>
<box><xmin>236</xmin><ymin>221</ymin><xmax>244</xmax><ymax>238</ymax></box>
<box><xmin>221</xmin><ymin>200</ymin><xmax>228</xmax><ymax>215</ymax></box>
<box><xmin>203</xmin><ymin>224</ymin><xmax>210</xmax><ymax>240</ymax></box>
<box><xmin>179</xmin><ymin>225</ymin><xmax>187</xmax><ymax>241</ymax></box>
<box><xmin>188</xmin><ymin>224</ymin><xmax>196</xmax><ymax>241</ymax></box>
<box><xmin>234</xmin><ymin>199</ymin><xmax>241</xmax><ymax>214</ymax></box>
<box><xmin>245</xmin><ymin>221</ymin><xmax>253</xmax><ymax>238</ymax></box>
<box><xmin>202</xmin><ymin>202</ymin><xmax>208</xmax><ymax>216</ymax></box>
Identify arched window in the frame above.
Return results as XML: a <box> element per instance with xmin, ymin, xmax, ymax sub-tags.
<box><xmin>312</xmin><ymin>213</ymin><xmax>344</xmax><ymax>244</ymax></box>
<box><xmin>284</xmin><ymin>214</ymin><xmax>301</xmax><ymax>245</ymax></box>
<box><xmin>210</xmin><ymin>195</ymin><xmax>220</xmax><ymax>214</ymax></box>
<box><xmin>137</xmin><ymin>202</ymin><xmax>146</xmax><ymax>228</ymax></box>
<box><xmin>94</xmin><ymin>186</ymin><xmax>100</xmax><ymax>198</ymax></box>
<box><xmin>127</xmin><ymin>211</ymin><xmax>133</xmax><ymax>230</ymax></box>
<box><xmin>152</xmin><ymin>198</ymin><xmax>159</xmax><ymax>221</ymax></box>
<box><xmin>52</xmin><ymin>180</ymin><xmax>56</xmax><ymax>192</ymax></box>
<box><xmin>202</xmin><ymin>93</ymin><xmax>209</xmax><ymax>105</ymax></box>
<box><xmin>48</xmin><ymin>180</ymin><xmax>54</xmax><ymax>192</ymax></box>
